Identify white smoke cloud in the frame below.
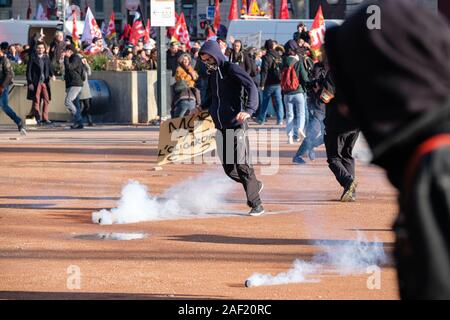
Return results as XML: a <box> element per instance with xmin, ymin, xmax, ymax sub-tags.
<box><xmin>245</xmin><ymin>232</ymin><xmax>388</xmax><ymax>287</ymax></box>
<box><xmin>92</xmin><ymin>171</ymin><xmax>235</xmax><ymax>225</ymax></box>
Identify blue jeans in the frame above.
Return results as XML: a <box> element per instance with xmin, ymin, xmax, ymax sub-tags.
<box><xmin>0</xmin><ymin>85</ymin><xmax>21</xmax><ymax>126</ymax></box>
<box><xmin>258</xmin><ymin>84</ymin><xmax>284</xmax><ymax>123</ymax></box>
<box><xmin>173</xmin><ymin>99</ymin><xmax>196</xmax><ymax>118</ymax></box>
<box><xmin>284</xmin><ymin>93</ymin><xmax>306</xmax><ymax>138</ymax></box>
<box><xmin>65</xmin><ymin>87</ymin><xmax>83</xmax><ymax>124</ymax></box>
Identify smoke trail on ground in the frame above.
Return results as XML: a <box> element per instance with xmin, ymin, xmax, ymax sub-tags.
<box><xmin>245</xmin><ymin>232</ymin><xmax>387</xmax><ymax>287</ymax></box>
<box><xmin>92</xmin><ymin>171</ymin><xmax>234</xmax><ymax>225</ymax></box>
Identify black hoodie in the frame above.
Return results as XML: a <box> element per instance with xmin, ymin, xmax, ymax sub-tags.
<box><xmin>325</xmin><ymin>0</ymin><xmax>450</xmax><ymax>300</ymax></box>
<box><xmin>325</xmin><ymin>0</ymin><xmax>450</xmax><ymax>186</ymax></box>
<box><xmin>199</xmin><ymin>40</ymin><xmax>259</xmax><ymax>129</ymax></box>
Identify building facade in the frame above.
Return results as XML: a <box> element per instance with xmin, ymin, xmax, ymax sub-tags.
<box><xmin>1</xmin><ymin>0</ymin><xmax>446</xmax><ymax>39</ymax></box>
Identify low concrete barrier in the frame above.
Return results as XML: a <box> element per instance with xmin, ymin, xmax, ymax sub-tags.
<box><xmin>1</xmin><ymin>70</ymin><xmax>159</xmax><ymax>125</ymax></box>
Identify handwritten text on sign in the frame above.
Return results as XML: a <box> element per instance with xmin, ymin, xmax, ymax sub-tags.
<box><xmin>157</xmin><ymin>112</ymin><xmax>217</xmax><ymax>165</ymax></box>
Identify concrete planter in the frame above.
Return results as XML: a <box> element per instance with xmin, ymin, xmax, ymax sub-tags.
<box><xmin>91</xmin><ymin>70</ymin><xmax>158</xmax><ymax>124</ymax></box>
<box><xmin>1</xmin><ymin>71</ymin><xmax>159</xmax><ymax>125</ymax></box>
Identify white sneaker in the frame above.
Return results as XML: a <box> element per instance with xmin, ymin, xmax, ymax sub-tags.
<box><xmin>287</xmin><ymin>136</ymin><xmax>294</xmax><ymax>144</ymax></box>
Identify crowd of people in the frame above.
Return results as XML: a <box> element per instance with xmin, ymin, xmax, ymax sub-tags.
<box><xmin>168</xmin><ymin>23</ymin><xmax>332</xmax><ymax>170</ymax></box>
<box><xmin>0</xmin><ymin>29</ymin><xmax>165</xmax><ymax>131</ymax></box>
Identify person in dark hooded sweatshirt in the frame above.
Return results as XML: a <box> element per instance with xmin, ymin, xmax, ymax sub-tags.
<box><xmin>325</xmin><ymin>0</ymin><xmax>450</xmax><ymax>299</ymax></box>
<box><xmin>192</xmin><ymin>40</ymin><xmax>265</xmax><ymax>216</ymax></box>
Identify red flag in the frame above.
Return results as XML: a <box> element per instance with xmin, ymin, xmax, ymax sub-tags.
<box><xmin>144</xmin><ymin>18</ymin><xmax>151</xmax><ymax>43</ymax></box>
<box><xmin>310</xmin><ymin>5</ymin><xmax>326</xmax><ymax>50</ymax></box>
<box><xmin>309</xmin><ymin>5</ymin><xmax>326</xmax><ymax>61</ymax></box>
<box><xmin>229</xmin><ymin>0</ymin><xmax>238</xmax><ymax>21</ymax></box>
<box><xmin>167</xmin><ymin>11</ymin><xmax>179</xmax><ymax>38</ymax></box>
<box><xmin>240</xmin><ymin>0</ymin><xmax>247</xmax><ymax>16</ymax></box>
<box><xmin>106</xmin><ymin>11</ymin><xmax>117</xmax><ymax>40</ymax></box>
<box><xmin>129</xmin><ymin>20</ymin><xmax>145</xmax><ymax>46</ymax></box>
<box><xmin>279</xmin><ymin>0</ymin><xmax>289</xmax><ymax>19</ymax></box>
<box><xmin>120</xmin><ymin>24</ymin><xmax>131</xmax><ymax>41</ymax></box>
<box><xmin>72</xmin><ymin>11</ymin><xmax>80</xmax><ymax>48</ymax></box>
<box><xmin>206</xmin><ymin>27</ymin><xmax>216</xmax><ymax>41</ymax></box>
<box><xmin>172</xmin><ymin>12</ymin><xmax>191</xmax><ymax>49</ymax></box>
<box><xmin>213</xmin><ymin>0</ymin><xmax>221</xmax><ymax>31</ymax></box>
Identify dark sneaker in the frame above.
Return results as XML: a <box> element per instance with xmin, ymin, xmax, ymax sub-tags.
<box><xmin>341</xmin><ymin>180</ymin><xmax>358</xmax><ymax>202</ymax></box>
<box><xmin>292</xmin><ymin>156</ymin><xmax>306</xmax><ymax>164</ymax></box>
<box><xmin>18</xmin><ymin>122</ymin><xmax>27</xmax><ymax>136</ymax></box>
<box><xmin>70</xmin><ymin>123</ymin><xmax>84</xmax><ymax>130</ymax></box>
<box><xmin>249</xmin><ymin>205</ymin><xmax>265</xmax><ymax>217</ymax></box>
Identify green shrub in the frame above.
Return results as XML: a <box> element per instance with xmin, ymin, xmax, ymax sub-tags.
<box><xmin>89</xmin><ymin>54</ymin><xmax>109</xmax><ymax>71</ymax></box>
<box><xmin>12</xmin><ymin>63</ymin><xmax>27</xmax><ymax>76</ymax></box>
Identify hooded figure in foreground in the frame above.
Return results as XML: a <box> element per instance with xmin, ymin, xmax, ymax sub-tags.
<box><xmin>325</xmin><ymin>0</ymin><xmax>450</xmax><ymax>299</ymax></box>
<box><xmin>194</xmin><ymin>40</ymin><xmax>265</xmax><ymax>216</ymax></box>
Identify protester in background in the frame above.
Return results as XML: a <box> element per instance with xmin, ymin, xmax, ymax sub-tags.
<box><xmin>175</xmin><ymin>53</ymin><xmax>198</xmax><ymax>88</ymax></box>
<box><xmin>319</xmin><ymin>52</ymin><xmax>359</xmax><ymax>201</ymax></box>
<box><xmin>20</xmin><ymin>45</ymin><xmax>31</xmax><ymax>64</ymax></box>
<box><xmin>7</xmin><ymin>44</ymin><xmax>22</xmax><ymax>64</ymax></box>
<box><xmin>228</xmin><ymin>40</ymin><xmax>246</xmax><ymax>69</ymax></box>
<box><xmin>149</xmin><ymin>48</ymin><xmax>158</xmax><ymax>70</ymax></box>
<box><xmin>49</xmin><ymin>31</ymin><xmax>65</xmax><ymax>64</ymax></box>
<box><xmin>281</xmin><ymin>40</ymin><xmax>309</xmax><ymax>144</ymax></box>
<box><xmin>244</xmin><ymin>46</ymin><xmax>258</xmax><ymax>83</ymax></box>
<box><xmin>293</xmin><ymin>23</ymin><xmax>311</xmax><ymax>44</ymax></box>
<box><xmin>257</xmin><ymin>39</ymin><xmax>284</xmax><ymax>125</ymax></box>
<box><xmin>294</xmin><ymin>60</ymin><xmax>327</xmax><ymax>163</ymax></box>
<box><xmin>26</xmin><ymin>41</ymin><xmax>55</xmax><ymax>126</ymax></box>
<box><xmin>179</xmin><ymin>43</ymin><xmax>187</xmax><ymax>53</ymax></box>
<box><xmin>111</xmin><ymin>45</ymin><xmax>121</xmax><ymax>58</ymax></box>
<box><xmin>62</xmin><ymin>45</ymin><xmax>84</xmax><ymax>130</ymax></box>
<box><xmin>166</xmin><ymin>41</ymin><xmax>182</xmax><ymax>77</ymax></box>
<box><xmin>171</xmin><ymin>53</ymin><xmax>200</xmax><ymax>117</ymax></box>
<box><xmin>326</xmin><ymin>0</ymin><xmax>450</xmax><ymax>299</ymax></box>
<box><xmin>0</xmin><ymin>42</ymin><xmax>26</xmax><ymax>135</ymax></box>
<box><xmin>78</xmin><ymin>55</ymin><xmax>94</xmax><ymax>127</ymax></box>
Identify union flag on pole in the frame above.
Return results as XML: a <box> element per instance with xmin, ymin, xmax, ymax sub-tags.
<box><xmin>172</xmin><ymin>13</ymin><xmax>191</xmax><ymax>49</ymax></box>
<box><xmin>213</xmin><ymin>0</ymin><xmax>221</xmax><ymax>32</ymax></box>
<box><xmin>309</xmin><ymin>5</ymin><xmax>326</xmax><ymax>60</ymax></box>
<box><xmin>81</xmin><ymin>7</ymin><xmax>103</xmax><ymax>44</ymax></box>
<box><xmin>106</xmin><ymin>11</ymin><xmax>117</xmax><ymax>40</ymax></box>
<box><xmin>72</xmin><ymin>10</ymin><xmax>80</xmax><ymax>48</ymax></box>
<box><xmin>129</xmin><ymin>20</ymin><xmax>145</xmax><ymax>46</ymax></box>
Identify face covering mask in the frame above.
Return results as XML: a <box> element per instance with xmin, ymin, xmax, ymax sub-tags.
<box><xmin>204</xmin><ymin>61</ymin><xmax>218</xmax><ymax>74</ymax></box>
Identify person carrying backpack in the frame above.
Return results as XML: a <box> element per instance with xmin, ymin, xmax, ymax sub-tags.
<box><xmin>281</xmin><ymin>40</ymin><xmax>310</xmax><ymax>144</ymax></box>
<box><xmin>257</xmin><ymin>40</ymin><xmax>284</xmax><ymax>125</ymax></box>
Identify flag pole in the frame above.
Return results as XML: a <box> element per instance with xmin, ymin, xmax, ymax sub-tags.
<box><xmin>62</xmin><ymin>0</ymin><xmax>66</xmax><ymax>33</ymax></box>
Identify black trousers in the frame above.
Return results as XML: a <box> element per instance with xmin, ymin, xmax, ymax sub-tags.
<box><xmin>324</xmin><ymin>130</ymin><xmax>359</xmax><ymax>188</ymax></box>
<box><xmin>217</xmin><ymin>123</ymin><xmax>262</xmax><ymax>208</ymax></box>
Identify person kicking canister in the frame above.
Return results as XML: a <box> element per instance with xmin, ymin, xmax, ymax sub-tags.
<box><xmin>191</xmin><ymin>40</ymin><xmax>264</xmax><ymax>216</ymax></box>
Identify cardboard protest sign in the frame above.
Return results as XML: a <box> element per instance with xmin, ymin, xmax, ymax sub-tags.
<box><xmin>157</xmin><ymin>112</ymin><xmax>217</xmax><ymax>165</ymax></box>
